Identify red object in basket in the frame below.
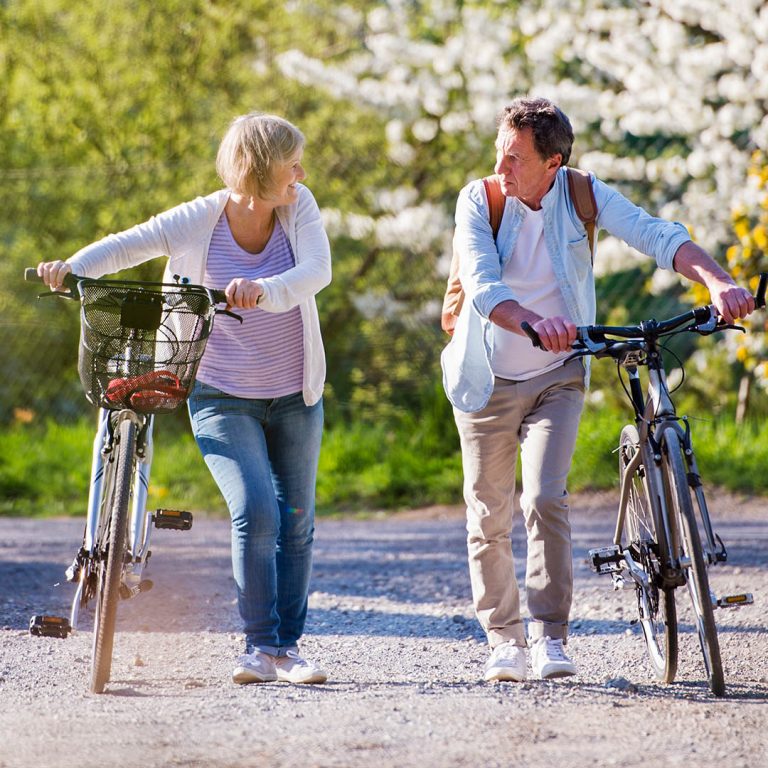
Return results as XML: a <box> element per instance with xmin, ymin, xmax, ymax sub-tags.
<box><xmin>105</xmin><ymin>370</ymin><xmax>187</xmax><ymax>411</ymax></box>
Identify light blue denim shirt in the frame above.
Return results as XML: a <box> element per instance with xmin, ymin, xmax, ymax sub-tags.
<box><xmin>441</xmin><ymin>166</ymin><xmax>692</xmax><ymax>412</ymax></box>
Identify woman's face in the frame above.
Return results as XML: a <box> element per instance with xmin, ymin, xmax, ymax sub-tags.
<box><xmin>270</xmin><ymin>149</ymin><xmax>306</xmax><ymax>205</ymax></box>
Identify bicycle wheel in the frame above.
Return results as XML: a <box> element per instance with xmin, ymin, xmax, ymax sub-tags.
<box><xmin>660</xmin><ymin>432</ymin><xmax>724</xmax><ymax>696</ymax></box>
<box><xmin>619</xmin><ymin>425</ymin><xmax>678</xmax><ymax>683</ymax></box>
<box><xmin>90</xmin><ymin>416</ymin><xmax>136</xmax><ymax>694</ymax></box>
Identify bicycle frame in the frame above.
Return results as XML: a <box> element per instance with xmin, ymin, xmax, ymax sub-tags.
<box><xmin>24</xmin><ymin>267</ymin><xmax>233</xmax><ymax>691</ymax></box>
<box><xmin>614</xmin><ymin>340</ymin><xmax>723</xmax><ymax>579</ymax></box>
<box><xmin>71</xmin><ymin>407</ymin><xmax>154</xmax><ymax>629</ymax></box>
<box><xmin>536</xmin><ymin>282</ymin><xmax>768</xmax><ymax>695</ymax></box>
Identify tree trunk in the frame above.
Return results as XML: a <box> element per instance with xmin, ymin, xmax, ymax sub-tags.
<box><xmin>736</xmin><ymin>373</ymin><xmax>751</xmax><ymax>424</ymax></box>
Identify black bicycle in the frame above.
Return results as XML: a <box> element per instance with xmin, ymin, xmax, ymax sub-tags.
<box><xmin>522</xmin><ymin>275</ymin><xmax>765</xmax><ymax>696</ymax></box>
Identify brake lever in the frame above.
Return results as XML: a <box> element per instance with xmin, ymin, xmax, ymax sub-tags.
<box><xmin>691</xmin><ymin>320</ymin><xmax>745</xmax><ymax>336</ymax></box>
<box><xmin>36</xmin><ymin>288</ymin><xmax>77</xmax><ymax>301</ymax></box>
<box><xmin>692</xmin><ymin>310</ymin><xmax>719</xmax><ymax>334</ymax></box>
<box><xmin>215</xmin><ymin>307</ymin><xmax>244</xmax><ymax>323</ymax></box>
<box><xmin>579</xmin><ymin>335</ymin><xmax>608</xmax><ymax>355</ymax></box>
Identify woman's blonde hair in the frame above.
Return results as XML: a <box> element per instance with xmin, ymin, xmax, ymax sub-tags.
<box><xmin>216</xmin><ymin>112</ymin><xmax>305</xmax><ymax>199</ymax></box>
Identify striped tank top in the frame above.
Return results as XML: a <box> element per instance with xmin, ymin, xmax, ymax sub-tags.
<box><xmin>196</xmin><ymin>213</ymin><xmax>304</xmax><ymax>398</ymax></box>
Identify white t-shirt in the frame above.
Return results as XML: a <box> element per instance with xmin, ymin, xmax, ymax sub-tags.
<box><xmin>490</xmin><ymin>204</ymin><xmax>571</xmax><ymax>381</ymax></box>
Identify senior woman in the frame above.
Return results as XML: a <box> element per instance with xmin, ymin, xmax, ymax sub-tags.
<box><xmin>38</xmin><ymin>113</ymin><xmax>332</xmax><ymax>685</ymax></box>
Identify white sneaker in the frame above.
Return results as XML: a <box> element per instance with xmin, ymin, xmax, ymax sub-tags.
<box><xmin>274</xmin><ymin>650</ymin><xmax>328</xmax><ymax>684</ymax></box>
<box><xmin>232</xmin><ymin>651</ymin><xmax>278</xmax><ymax>684</ymax></box>
<box><xmin>530</xmin><ymin>636</ymin><xmax>577</xmax><ymax>679</ymax></box>
<box><xmin>483</xmin><ymin>641</ymin><xmax>527</xmax><ymax>682</ymax></box>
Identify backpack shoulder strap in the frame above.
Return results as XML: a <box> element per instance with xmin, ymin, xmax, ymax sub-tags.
<box><xmin>566</xmin><ymin>167</ymin><xmax>598</xmax><ymax>257</ymax></box>
<box><xmin>482</xmin><ymin>175</ymin><xmax>506</xmax><ymax>239</ymax></box>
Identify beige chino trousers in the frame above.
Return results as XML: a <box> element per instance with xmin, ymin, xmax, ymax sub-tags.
<box><xmin>453</xmin><ymin>359</ymin><xmax>585</xmax><ymax>648</ymax></box>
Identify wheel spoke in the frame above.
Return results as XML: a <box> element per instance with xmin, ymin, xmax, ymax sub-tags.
<box><xmin>90</xmin><ymin>417</ymin><xmax>135</xmax><ymax>694</ymax></box>
<box><xmin>620</xmin><ymin>425</ymin><xmax>678</xmax><ymax>683</ymax></box>
<box><xmin>660</xmin><ymin>430</ymin><xmax>724</xmax><ymax>696</ymax></box>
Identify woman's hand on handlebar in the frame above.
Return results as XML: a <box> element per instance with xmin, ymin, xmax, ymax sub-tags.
<box><xmin>37</xmin><ymin>260</ymin><xmax>72</xmax><ymax>291</ymax></box>
<box><xmin>224</xmin><ymin>278</ymin><xmax>264</xmax><ymax>310</ymax></box>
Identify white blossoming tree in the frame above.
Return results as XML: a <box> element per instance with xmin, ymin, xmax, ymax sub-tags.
<box><xmin>275</xmin><ymin>0</ymin><xmax>768</xmax><ymax>417</ymax></box>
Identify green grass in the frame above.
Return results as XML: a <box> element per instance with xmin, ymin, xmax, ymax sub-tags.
<box><xmin>317</xmin><ymin>421</ymin><xmax>463</xmax><ymax>513</ymax></box>
<box><xmin>2</xmin><ymin>406</ymin><xmax>767</xmax><ymax>518</ymax></box>
<box><xmin>0</xmin><ymin>418</ymin><xmax>225</xmax><ymax>518</ymax></box>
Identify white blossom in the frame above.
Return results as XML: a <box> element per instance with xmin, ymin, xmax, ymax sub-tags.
<box><xmin>276</xmin><ymin>0</ymin><xmax>767</xmax><ymax>338</ymax></box>
<box><xmin>411</xmin><ymin>118</ymin><xmax>440</xmax><ymax>143</ymax></box>
<box><xmin>374</xmin><ymin>204</ymin><xmax>453</xmax><ymax>253</ymax></box>
<box><xmin>376</xmin><ymin>187</ymin><xmax>419</xmax><ymax>213</ymax></box>
<box><xmin>351</xmin><ymin>290</ymin><xmax>407</xmax><ymax>320</ymax></box>
<box><xmin>592</xmin><ymin>237</ymin><xmax>645</xmax><ymax>278</ymax></box>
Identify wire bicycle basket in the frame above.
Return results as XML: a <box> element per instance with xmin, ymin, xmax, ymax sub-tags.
<box><xmin>76</xmin><ymin>279</ymin><xmax>216</xmax><ymax>414</ymax></box>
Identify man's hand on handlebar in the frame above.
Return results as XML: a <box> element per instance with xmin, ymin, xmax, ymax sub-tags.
<box><xmin>523</xmin><ymin>315</ymin><xmax>577</xmax><ymax>353</ymax></box>
<box><xmin>706</xmin><ymin>279</ymin><xmax>755</xmax><ymax>325</ymax></box>
<box><xmin>37</xmin><ymin>260</ymin><xmax>72</xmax><ymax>291</ymax></box>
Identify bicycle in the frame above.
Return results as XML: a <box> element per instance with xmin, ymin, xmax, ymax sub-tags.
<box><xmin>25</xmin><ymin>268</ymin><xmax>239</xmax><ymax>693</ymax></box>
<box><xmin>521</xmin><ymin>274</ymin><xmax>766</xmax><ymax>696</ymax></box>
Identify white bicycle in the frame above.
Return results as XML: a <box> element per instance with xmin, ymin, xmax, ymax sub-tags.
<box><xmin>26</xmin><ymin>268</ymin><xmax>238</xmax><ymax>693</ymax></box>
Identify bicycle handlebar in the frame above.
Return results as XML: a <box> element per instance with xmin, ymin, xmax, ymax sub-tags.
<box><xmin>757</xmin><ymin>272</ymin><xmax>768</xmax><ymax>309</ymax></box>
<box><xmin>25</xmin><ymin>267</ymin><xmax>78</xmax><ymax>291</ymax></box>
<box><xmin>24</xmin><ymin>268</ymin><xmax>229</xmax><ymax>305</ymax></box>
<box><xmin>520</xmin><ymin>271</ymin><xmax>768</xmax><ymax>353</ymax></box>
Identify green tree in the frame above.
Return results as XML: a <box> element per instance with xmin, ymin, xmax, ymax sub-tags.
<box><xmin>0</xmin><ymin>0</ymin><xmax>392</xmax><ymax>423</ymax></box>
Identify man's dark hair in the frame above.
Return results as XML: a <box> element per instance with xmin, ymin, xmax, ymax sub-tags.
<box><xmin>497</xmin><ymin>97</ymin><xmax>574</xmax><ymax>166</ymax></box>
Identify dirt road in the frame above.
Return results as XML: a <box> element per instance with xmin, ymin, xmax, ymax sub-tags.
<box><xmin>1</xmin><ymin>491</ymin><xmax>766</xmax><ymax>768</ymax></box>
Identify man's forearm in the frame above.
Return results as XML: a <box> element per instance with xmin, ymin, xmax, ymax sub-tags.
<box><xmin>672</xmin><ymin>240</ymin><xmax>754</xmax><ymax>322</ymax></box>
<box><xmin>489</xmin><ymin>299</ymin><xmax>541</xmax><ymax>334</ymax></box>
<box><xmin>672</xmin><ymin>240</ymin><xmax>735</xmax><ymax>288</ymax></box>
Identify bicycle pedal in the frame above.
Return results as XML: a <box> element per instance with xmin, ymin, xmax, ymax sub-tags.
<box><xmin>714</xmin><ymin>593</ymin><xmax>754</xmax><ymax>608</ymax></box>
<box><xmin>588</xmin><ymin>545</ymin><xmax>623</xmax><ymax>574</ymax></box>
<box><xmin>153</xmin><ymin>509</ymin><xmax>193</xmax><ymax>531</ymax></box>
<box><xmin>119</xmin><ymin>579</ymin><xmax>154</xmax><ymax>600</ymax></box>
<box><xmin>29</xmin><ymin>615</ymin><xmax>72</xmax><ymax>639</ymax></box>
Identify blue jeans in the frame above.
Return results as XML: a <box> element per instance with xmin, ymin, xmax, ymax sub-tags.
<box><xmin>188</xmin><ymin>381</ymin><xmax>323</xmax><ymax>655</ymax></box>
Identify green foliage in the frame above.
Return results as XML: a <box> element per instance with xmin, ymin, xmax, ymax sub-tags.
<box><xmin>6</xmin><ymin>395</ymin><xmax>767</xmax><ymax>519</ymax></box>
<box><xmin>692</xmin><ymin>417</ymin><xmax>768</xmax><ymax>491</ymax></box>
<box><xmin>0</xmin><ymin>417</ymin><xmax>225</xmax><ymax>517</ymax></box>
<box><xmin>569</xmin><ymin>406</ymin><xmax>618</xmax><ymax>491</ymax></box>
<box><xmin>317</xmin><ymin>421</ymin><xmax>463</xmax><ymax>513</ymax></box>
<box><xmin>1</xmin><ymin>0</ymin><xmax>279</xmax><ymax>421</ymax></box>
<box><xmin>0</xmin><ymin>419</ymin><xmax>94</xmax><ymax>516</ymax></box>
<box><xmin>3</xmin><ymin>0</ymin><xmax>767</xmax><ymax>515</ymax></box>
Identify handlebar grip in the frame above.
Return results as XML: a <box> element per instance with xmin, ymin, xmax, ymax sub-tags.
<box><xmin>520</xmin><ymin>321</ymin><xmax>544</xmax><ymax>349</ymax></box>
<box><xmin>210</xmin><ymin>289</ymin><xmax>228</xmax><ymax>304</ymax></box>
<box><xmin>756</xmin><ymin>272</ymin><xmax>768</xmax><ymax>309</ymax></box>
<box><xmin>24</xmin><ymin>267</ymin><xmax>78</xmax><ymax>290</ymax></box>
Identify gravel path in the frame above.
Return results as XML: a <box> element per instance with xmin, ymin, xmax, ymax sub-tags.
<box><xmin>1</xmin><ymin>490</ymin><xmax>766</xmax><ymax>768</ymax></box>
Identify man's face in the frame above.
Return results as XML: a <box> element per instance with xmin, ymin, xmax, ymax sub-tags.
<box><xmin>494</xmin><ymin>127</ymin><xmax>560</xmax><ymax>209</ymax></box>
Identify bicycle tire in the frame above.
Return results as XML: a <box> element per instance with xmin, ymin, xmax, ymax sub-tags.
<box><xmin>660</xmin><ymin>431</ymin><xmax>725</xmax><ymax>697</ymax></box>
<box><xmin>90</xmin><ymin>416</ymin><xmax>136</xmax><ymax>694</ymax></box>
<box><xmin>619</xmin><ymin>425</ymin><xmax>678</xmax><ymax>683</ymax></box>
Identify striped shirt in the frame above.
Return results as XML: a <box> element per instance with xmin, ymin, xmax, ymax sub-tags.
<box><xmin>196</xmin><ymin>213</ymin><xmax>304</xmax><ymax>398</ymax></box>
